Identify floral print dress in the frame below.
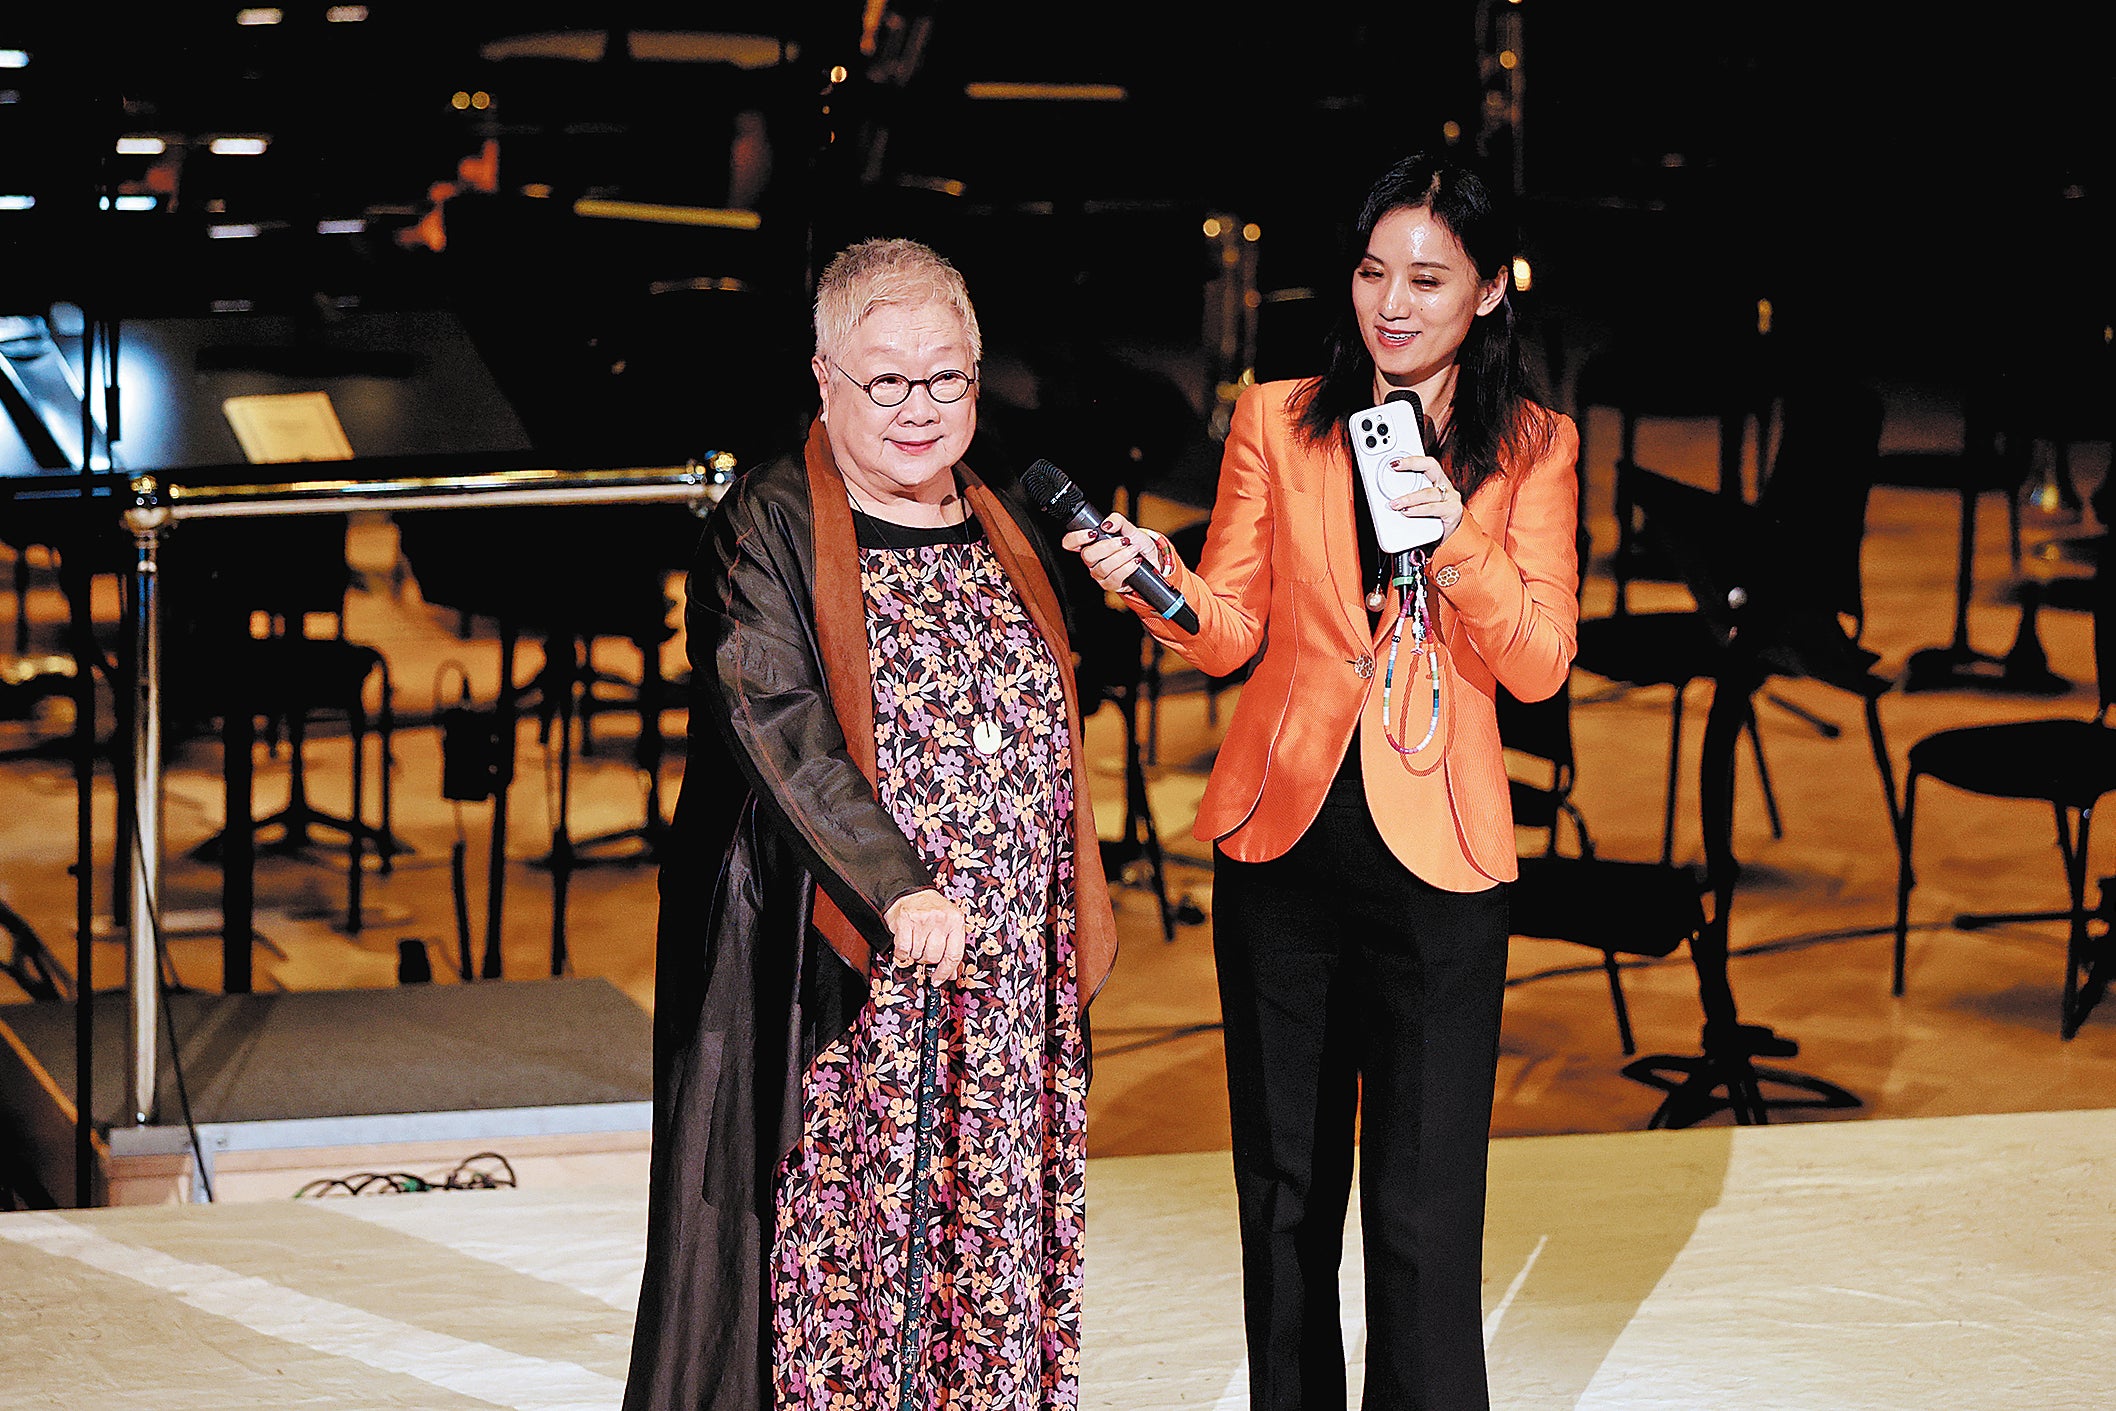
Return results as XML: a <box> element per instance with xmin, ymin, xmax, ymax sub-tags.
<box><xmin>768</xmin><ymin>511</ymin><xmax>1088</xmax><ymax>1410</ymax></box>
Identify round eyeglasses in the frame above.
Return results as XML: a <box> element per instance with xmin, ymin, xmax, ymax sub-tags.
<box><xmin>832</xmin><ymin>362</ymin><xmax>975</xmax><ymax>407</ymax></box>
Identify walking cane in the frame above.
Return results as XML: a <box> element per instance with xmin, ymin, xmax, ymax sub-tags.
<box><xmin>897</xmin><ymin>962</ymin><xmax>944</xmax><ymax>1409</ymax></box>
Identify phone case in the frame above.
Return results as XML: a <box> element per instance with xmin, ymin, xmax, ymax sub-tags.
<box><xmin>1351</xmin><ymin>399</ymin><xmax>1442</xmax><ymax>552</ymax></box>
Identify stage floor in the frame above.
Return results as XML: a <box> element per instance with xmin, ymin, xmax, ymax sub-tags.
<box><xmin>4</xmin><ymin>1108</ymin><xmax>2109</xmax><ymax>1410</ymax></box>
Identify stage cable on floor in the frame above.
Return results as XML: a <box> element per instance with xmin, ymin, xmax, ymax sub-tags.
<box><xmin>293</xmin><ymin>1150</ymin><xmax>518</xmax><ymax>1198</ymax></box>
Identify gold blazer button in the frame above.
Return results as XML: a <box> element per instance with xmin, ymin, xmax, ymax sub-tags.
<box><xmin>1433</xmin><ymin>564</ymin><xmax>1461</xmax><ymax>588</ymax></box>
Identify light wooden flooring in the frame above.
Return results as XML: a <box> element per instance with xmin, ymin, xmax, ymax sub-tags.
<box><xmin>9</xmin><ymin>1109</ymin><xmax>2112</xmax><ymax>1409</ymax></box>
<box><xmin>3</xmin><ymin>389</ymin><xmax>2113</xmax><ymax>1167</ymax></box>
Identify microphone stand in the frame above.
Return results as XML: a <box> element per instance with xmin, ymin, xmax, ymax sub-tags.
<box><xmin>1614</xmin><ymin>473</ymin><xmax>1876</xmax><ymax>1127</ymax></box>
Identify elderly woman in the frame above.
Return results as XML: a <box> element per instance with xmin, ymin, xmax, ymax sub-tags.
<box><xmin>622</xmin><ymin>238</ymin><xmax>1117</xmax><ymax>1411</ymax></box>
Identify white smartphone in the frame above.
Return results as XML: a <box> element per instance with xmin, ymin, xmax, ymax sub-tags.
<box><xmin>1351</xmin><ymin>394</ymin><xmax>1441</xmax><ymax>552</ymax></box>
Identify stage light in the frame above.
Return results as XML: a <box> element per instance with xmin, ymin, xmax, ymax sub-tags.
<box><xmin>0</xmin><ymin>195</ymin><xmax>34</xmax><ymax>210</ymax></box>
<box><xmin>0</xmin><ymin>50</ymin><xmax>29</xmax><ymax>69</ymax></box>
<box><xmin>207</xmin><ymin>223</ymin><xmax>262</xmax><ymax>239</ymax></box>
<box><xmin>326</xmin><ymin>4</ymin><xmax>368</xmax><ymax>20</ymax></box>
<box><xmin>117</xmin><ymin>136</ymin><xmax>168</xmax><ymax>156</ymax></box>
<box><xmin>470</xmin><ymin>92</ymin><xmax>491</xmax><ymax>110</ymax></box>
<box><xmin>210</xmin><ymin>299</ymin><xmax>255</xmax><ymax>313</ymax></box>
<box><xmin>1512</xmin><ymin>256</ymin><xmax>1533</xmax><ymax>292</ymax></box>
<box><xmin>100</xmin><ymin>195</ymin><xmax>159</xmax><ymax>211</ymax></box>
<box><xmin>1443</xmin><ymin>120</ymin><xmax>1462</xmax><ymax>144</ymax></box>
<box><xmin>1756</xmin><ymin>298</ymin><xmax>1773</xmax><ymax>334</ymax></box>
<box><xmin>317</xmin><ymin>218</ymin><xmax>366</xmax><ymax>234</ymax></box>
<box><xmin>1202</xmin><ymin>217</ymin><xmax>1223</xmax><ymax>238</ymax></box>
<box><xmin>1242</xmin><ymin>222</ymin><xmax>1261</xmax><ymax>242</ymax></box>
<box><xmin>1498</xmin><ymin>50</ymin><xmax>1517</xmax><ymax>69</ymax></box>
<box><xmin>451</xmin><ymin>91</ymin><xmax>471</xmax><ymax>110</ymax></box>
<box><xmin>236</xmin><ymin>7</ymin><xmax>284</xmax><ymax>24</ymax></box>
<box><xmin>210</xmin><ymin>137</ymin><xmax>270</xmax><ymax>156</ymax></box>
<box><xmin>830</xmin><ymin>65</ymin><xmax>847</xmax><ymax>83</ymax></box>
<box><xmin>521</xmin><ymin>183</ymin><xmax>553</xmax><ymax>199</ymax></box>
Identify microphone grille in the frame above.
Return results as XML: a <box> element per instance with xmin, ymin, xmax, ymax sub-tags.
<box><xmin>1021</xmin><ymin>459</ymin><xmax>1083</xmax><ymax>517</ymax></box>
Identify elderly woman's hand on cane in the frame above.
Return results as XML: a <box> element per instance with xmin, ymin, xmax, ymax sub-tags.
<box><xmin>886</xmin><ymin>888</ymin><xmax>967</xmax><ymax>984</ymax></box>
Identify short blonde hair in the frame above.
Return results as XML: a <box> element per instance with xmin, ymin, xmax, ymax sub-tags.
<box><xmin>813</xmin><ymin>237</ymin><xmax>982</xmax><ymax>367</ymax></box>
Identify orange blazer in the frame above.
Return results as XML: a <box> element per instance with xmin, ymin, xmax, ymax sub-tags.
<box><xmin>1144</xmin><ymin>380</ymin><xmax>1580</xmax><ymax>891</ymax></box>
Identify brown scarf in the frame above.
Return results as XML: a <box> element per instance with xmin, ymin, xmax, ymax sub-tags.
<box><xmin>799</xmin><ymin>418</ymin><xmax>1119</xmax><ymax>1002</ymax></box>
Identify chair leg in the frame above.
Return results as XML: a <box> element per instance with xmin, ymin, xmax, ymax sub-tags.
<box><xmin>2058</xmin><ymin>803</ymin><xmax>2091</xmax><ymax>1039</ymax></box>
<box><xmin>1602</xmin><ymin>950</ymin><xmax>1637</xmax><ymax>1056</ymax></box>
<box><xmin>11</xmin><ymin>544</ymin><xmax>29</xmax><ymax>655</ymax></box>
<box><xmin>1743</xmin><ymin>706</ymin><xmax>1784</xmax><ymax>841</ymax></box>
<box><xmin>1613</xmin><ymin>426</ymin><xmax>1638</xmax><ymax>612</ymax></box>
<box><xmin>282</xmin><ymin>709</ymin><xmax>312</xmax><ymax>847</ymax></box>
<box><xmin>1661</xmin><ymin>685</ymin><xmax>1686</xmax><ymax>865</ymax></box>
<box><xmin>1893</xmin><ymin>771</ymin><xmax>1919</xmax><ymax>997</ymax></box>
<box><xmin>343</xmin><ymin>695</ymin><xmax>366</xmax><ymax>934</ymax></box>
<box><xmin>376</xmin><ymin>662</ymin><xmax>397</xmax><ymax>874</ymax></box>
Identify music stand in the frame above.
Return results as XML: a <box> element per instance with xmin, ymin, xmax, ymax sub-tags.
<box><xmin>1612</xmin><ymin>469</ymin><xmax>1886</xmax><ymax>1126</ymax></box>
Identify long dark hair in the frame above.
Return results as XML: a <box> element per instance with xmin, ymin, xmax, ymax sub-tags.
<box><xmin>1287</xmin><ymin>153</ymin><xmax>1552</xmax><ymax>500</ymax></box>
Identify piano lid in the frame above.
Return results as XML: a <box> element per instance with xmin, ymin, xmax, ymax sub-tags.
<box><xmin>2</xmin><ymin>307</ymin><xmax>533</xmax><ymax>491</ymax></box>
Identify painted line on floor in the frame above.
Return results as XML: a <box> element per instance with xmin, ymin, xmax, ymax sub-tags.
<box><xmin>0</xmin><ymin>1212</ymin><xmax>625</xmax><ymax>1411</ymax></box>
<box><xmin>1484</xmin><ymin>1233</ymin><xmax>1549</xmax><ymax>1348</ymax></box>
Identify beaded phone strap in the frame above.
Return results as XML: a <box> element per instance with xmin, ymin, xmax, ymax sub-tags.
<box><xmin>1380</xmin><ymin>549</ymin><xmax>1442</xmax><ymax>757</ymax></box>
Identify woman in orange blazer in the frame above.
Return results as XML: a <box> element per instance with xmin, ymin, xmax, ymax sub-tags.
<box><xmin>1071</xmin><ymin>154</ymin><xmax>1578</xmax><ymax>1410</ymax></box>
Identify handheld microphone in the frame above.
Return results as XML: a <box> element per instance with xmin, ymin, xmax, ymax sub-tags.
<box><xmin>1020</xmin><ymin>458</ymin><xmax>1199</xmax><ymax>634</ymax></box>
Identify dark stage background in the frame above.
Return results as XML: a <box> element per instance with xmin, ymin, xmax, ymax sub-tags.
<box><xmin>1</xmin><ymin>2</ymin><xmax>2107</xmax><ymax>516</ymax></box>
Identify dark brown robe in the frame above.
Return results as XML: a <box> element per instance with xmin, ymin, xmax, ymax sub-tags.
<box><xmin>621</xmin><ymin>419</ymin><xmax>1118</xmax><ymax>1410</ymax></box>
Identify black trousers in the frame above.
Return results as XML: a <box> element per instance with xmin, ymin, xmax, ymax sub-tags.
<box><xmin>1214</xmin><ymin>797</ymin><xmax>1509</xmax><ymax>1411</ymax></box>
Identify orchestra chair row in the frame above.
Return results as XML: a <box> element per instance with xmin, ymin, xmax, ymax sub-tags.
<box><xmin>1894</xmin><ymin>534</ymin><xmax>2116</xmax><ymax>1039</ymax></box>
<box><xmin>165</xmin><ymin>514</ymin><xmax>399</xmax><ymax>937</ymax></box>
<box><xmin>1500</xmin><ymin>676</ymin><xmax>1708</xmax><ymax>1056</ymax></box>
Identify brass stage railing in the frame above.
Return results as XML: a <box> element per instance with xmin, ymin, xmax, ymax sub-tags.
<box><xmin>118</xmin><ymin>460</ymin><xmax>732</xmax><ymax>1131</ymax></box>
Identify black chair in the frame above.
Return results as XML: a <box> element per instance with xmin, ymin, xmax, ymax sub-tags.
<box><xmin>167</xmin><ymin>514</ymin><xmax>399</xmax><ymax>935</ymax></box>
<box><xmin>1881</xmin><ymin>395</ymin><xmax>2048</xmax><ymax>694</ymax></box>
<box><xmin>1596</xmin><ymin>467</ymin><xmax>1889</xmax><ymax>1126</ymax></box>
<box><xmin>1892</xmin><ymin>534</ymin><xmax>2116</xmax><ymax>1039</ymax></box>
<box><xmin>1573</xmin><ymin>314</ymin><xmax>1778</xmax><ymax>597</ymax></box>
<box><xmin>395</xmin><ymin>504</ymin><xmax>683</xmax><ymax>977</ymax></box>
<box><xmin>1499</xmin><ymin>676</ymin><xmax>1708</xmax><ymax>1056</ymax></box>
<box><xmin>1</xmin><ymin>893</ymin><xmax>70</xmax><ymax>1003</ymax></box>
<box><xmin>1574</xmin><ymin>378</ymin><xmax>1884</xmax><ymax>862</ymax></box>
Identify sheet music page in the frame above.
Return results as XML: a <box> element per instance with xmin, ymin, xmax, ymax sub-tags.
<box><xmin>221</xmin><ymin>391</ymin><xmax>355</xmax><ymax>463</ymax></box>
